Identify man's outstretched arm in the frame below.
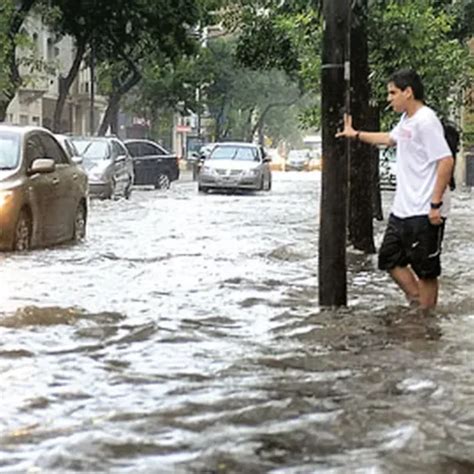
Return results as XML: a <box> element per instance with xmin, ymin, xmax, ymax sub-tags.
<box><xmin>335</xmin><ymin>114</ymin><xmax>395</xmax><ymax>147</ymax></box>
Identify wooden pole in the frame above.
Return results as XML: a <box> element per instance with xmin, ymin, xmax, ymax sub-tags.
<box><xmin>319</xmin><ymin>0</ymin><xmax>350</xmax><ymax>306</ymax></box>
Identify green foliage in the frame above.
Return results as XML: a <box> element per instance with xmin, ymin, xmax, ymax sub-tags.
<box><xmin>0</xmin><ymin>0</ymin><xmax>14</xmax><ymax>96</ymax></box>
<box><xmin>369</xmin><ymin>0</ymin><xmax>473</xmax><ymax>123</ymax></box>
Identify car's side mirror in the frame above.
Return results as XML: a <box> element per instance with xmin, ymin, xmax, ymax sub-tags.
<box><xmin>263</xmin><ymin>156</ymin><xmax>272</xmax><ymax>163</ymax></box>
<box><xmin>29</xmin><ymin>158</ymin><xmax>55</xmax><ymax>175</ymax></box>
<box><xmin>115</xmin><ymin>154</ymin><xmax>126</xmax><ymax>163</ymax></box>
<box><xmin>72</xmin><ymin>156</ymin><xmax>83</xmax><ymax>166</ymax></box>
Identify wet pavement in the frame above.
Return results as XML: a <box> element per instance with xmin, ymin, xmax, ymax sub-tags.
<box><xmin>0</xmin><ymin>171</ymin><xmax>473</xmax><ymax>473</ymax></box>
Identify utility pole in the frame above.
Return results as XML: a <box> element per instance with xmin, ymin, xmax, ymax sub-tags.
<box><xmin>89</xmin><ymin>39</ymin><xmax>96</xmax><ymax>136</ymax></box>
<box><xmin>319</xmin><ymin>0</ymin><xmax>350</xmax><ymax>306</ymax></box>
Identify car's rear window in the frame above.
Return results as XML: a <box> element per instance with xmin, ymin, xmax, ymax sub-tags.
<box><xmin>210</xmin><ymin>146</ymin><xmax>258</xmax><ymax>161</ymax></box>
<box><xmin>0</xmin><ymin>131</ymin><xmax>21</xmax><ymax>169</ymax></box>
<box><xmin>72</xmin><ymin>139</ymin><xmax>109</xmax><ymax>160</ymax></box>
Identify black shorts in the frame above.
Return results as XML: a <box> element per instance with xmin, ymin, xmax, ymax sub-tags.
<box><xmin>378</xmin><ymin>214</ymin><xmax>446</xmax><ymax>279</ymax></box>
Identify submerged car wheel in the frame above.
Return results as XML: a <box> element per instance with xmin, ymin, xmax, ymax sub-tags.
<box><xmin>265</xmin><ymin>176</ymin><xmax>272</xmax><ymax>191</ymax></box>
<box><xmin>73</xmin><ymin>204</ymin><xmax>87</xmax><ymax>241</ymax></box>
<box><xmin>155</xmin><ymin>173</ymin><xmax>171</xmax><ymax>190</ymax></box>
<box><xmin>13</xmin><ymin>210</ymin><xmax>31</xmax><ymax>251</ymax></box>
<box><xmin>124</xmin><ymin>178</ymin><xmax>133</xmax><ymax>199</ymax></box>
<box><xmin>108</xmin><ymin>179</ymin><xmax>117</xmax><ymax>199</ymax></box>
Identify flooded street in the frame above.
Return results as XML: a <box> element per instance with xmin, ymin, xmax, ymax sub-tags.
<box><xmin>1</xmin><ymin>172</ymin><xmax>473</xmax><ymax>473</ymax></box>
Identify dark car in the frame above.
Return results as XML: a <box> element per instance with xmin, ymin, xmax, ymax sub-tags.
<box><xmin>0</xmin><ymin>124</ymin><xmax>88</xmax><ymax>251</ymax></box>
<box><xmin>72</xmin><ymin>136</ymin><xmax>134</xmax><ymax>199</ymax></box>
<box><xmin>124</xmin><ymin>139</ymin><xmax>180</xmax><ymax>190</ymax></box>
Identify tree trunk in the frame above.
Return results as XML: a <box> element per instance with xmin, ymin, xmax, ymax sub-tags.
<box><xmin>97</xmin><ymin>70</ymin><xmax>141</xmax><ymax>136</ymax></box>
<box><xmin>52</xmin><ymin>40</ymin><xmax>87</xmax><ymax>132</ymax></box>
<box><xmin>0</xmin><ymin>0</ymin><xmax>37</xmax><ymax>121</ymax></box>
<box><xmin>244</xmin><ymin>107</ymin><xmax>255</xmax><ymax>141</ymax></box>
<box><xmin>348</xmin><ymin>1</ymin><xmax>375</xmax><ymax>253</ymax></box>
<box><xmin>319</xmin><ymin>0</ymin><xmax>349</xmax><ymax>307</ymax></box>
<box><xmin>0</xmin><ymin>99</ymin><xmax>10</xmax><ymax>122</ymax></box>
<box><xmin>98</xmin><ymin>94</ymin><xmax>120</xmax><ymax>136</ymax></box>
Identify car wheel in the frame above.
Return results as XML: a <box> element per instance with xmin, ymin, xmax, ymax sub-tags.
<box><xmin>124</xmin><ymin>179</ymin><xmax>132</xmax><ymax>199</ymax></box>
<box><xmin>266</xmin><ymin>176</ymin><xmax>272</xmax><ymax>191</ymax></box>
<box><xmin>73</xmin><ymin>203</ymin><xmax>87</xmax><ymax>241</ymax></box>
<box><xmin>13</xmin><ymin>210</ymin><xmax>31</xmax><ymax>251</ymax></box>
<box><xmin>108</xmin><ymin>179</ymin><xmax>117</xmax><ymax>199</ymax></box>
<box><xmin>259</xmin><ymin>176</ymin><xmax>265</xmax><ymax>191</ymax></box>
<box><xmin>198</xmin><ymin>184</ymin><xmax>209</xmax><ymax>193</ymax></box>
<box><xmin>155</xmin><ymin>173</ymin><xmax>171</xmax><ymax>190</ymax></box>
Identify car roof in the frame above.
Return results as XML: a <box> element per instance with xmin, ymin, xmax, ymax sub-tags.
<box><xmin>213</xmin><ymin>142</ymin><xmax>260</xmax><ymax>148</ymax></box>
<box><xmin>123</xmin><ymin>138</ymin><xmax>160</xmax><ymax>144</ymax></box>
<box><xmin>71</xmin><ymin>136</ymin><xmax>116</xmax><ymax>141</ymax></box>
<box><xmin>0</xmin><ymin>124</ymin><xmax>52</xmax><ymax>136</ymax></box>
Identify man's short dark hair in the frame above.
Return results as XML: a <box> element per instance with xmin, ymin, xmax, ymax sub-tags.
<box><xmin>389</xmin><ymin>69</ymin><xmax>424</xmax><ymax>101</ymax></box>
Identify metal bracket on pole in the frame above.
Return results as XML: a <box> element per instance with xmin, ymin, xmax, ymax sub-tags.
<box><xmin>321</xmin><ymin>63</ymin><xmax>345</xmax><ymax>70</ymax></box>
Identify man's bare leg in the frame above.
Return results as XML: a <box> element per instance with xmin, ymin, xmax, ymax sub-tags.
<box><xmin>389</xmin><ymin>266</ymin><xmax>420</xmax><ymax>305</ymax></box>
<box><xmin>418</xmin><ymin>278</ymin><xmax>438</xmax><ymax>309</ymax></box>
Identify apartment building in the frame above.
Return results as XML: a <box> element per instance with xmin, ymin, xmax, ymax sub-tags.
<box><xmin>6</xmin><ymin>14</ymin><xmax>106</xmax><ymax>134</ymax></box>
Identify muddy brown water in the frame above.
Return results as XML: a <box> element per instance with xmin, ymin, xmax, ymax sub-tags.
<box><xmin>1</xmin><ymin>173</ymin><xmax>473</xmax><ymax>473</ymax></box>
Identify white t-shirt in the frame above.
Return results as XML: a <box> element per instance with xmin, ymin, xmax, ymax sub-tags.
<box><xmin>389</xmin><ymin>105</ymin><xmax>452</xmax><ymax>218</ymax></box>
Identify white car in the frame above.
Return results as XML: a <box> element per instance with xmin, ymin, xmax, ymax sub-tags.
<box><xmin>379</xmin><ymin>147</ymin><xmax>397</xmax><ymax>190</ymax></box>
<box><xmin>198</xmin><ymin>142</ymin><xmax>272</xmax><ymax>193</ymax></box>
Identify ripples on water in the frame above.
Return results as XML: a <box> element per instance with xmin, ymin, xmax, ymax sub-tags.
<box><xmin>0</xmin><ymin>173</ymin><xmax>473</xmax><ymax>473</ymax></box>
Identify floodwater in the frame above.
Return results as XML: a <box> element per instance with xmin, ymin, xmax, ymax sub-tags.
<box><xmin>0</xmin><ymin>172</ymin><xmax>473</xmax><ymax>473</ymax></box>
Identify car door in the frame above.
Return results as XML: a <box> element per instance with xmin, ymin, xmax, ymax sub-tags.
<box><xmin>24</xmin><ymin>133</ymin><xmax>58</xmax><ymax>245</ymax></box>
<box><xmin>111</xmin><ymin>140</ymin><xmax>130</xmax><ymax>193</ymax></box>
<box><xmin>39</xmin><ymin>132</ymin><xmax>76</xmax><ymax>243</ymax></box>
<box><xmin>141</xmin><ymin>142</ymin><xmax>165</xmax><ymax>185</ymax></box>
<box><xmin>151</xmin><ymin>142</ymin><xmax>178</xmax><ymax>181</ymax></box>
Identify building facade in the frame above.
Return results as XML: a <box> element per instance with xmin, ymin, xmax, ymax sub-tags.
<box><xmin>6</xmin><ymin>14</ymin><xmax>106</xmax><ymax>135</ymax></box>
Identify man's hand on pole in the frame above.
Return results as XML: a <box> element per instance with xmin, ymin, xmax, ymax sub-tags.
<box><xmin>336</xmin><ymin>113</ymin><xmax>357</xmax><ymax>139</ymax></box>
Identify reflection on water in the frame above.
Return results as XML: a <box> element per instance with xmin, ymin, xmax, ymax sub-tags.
<box><xmin>0</xmin><ymin>173</ymin><xmax>473</xmax><ymax>473</ymax></box>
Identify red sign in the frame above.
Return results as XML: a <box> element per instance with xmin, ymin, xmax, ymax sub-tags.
<box><xmin>176</xmin><ymin>125</ymin><xmax>192</xmax><ymax>133</ymax></box>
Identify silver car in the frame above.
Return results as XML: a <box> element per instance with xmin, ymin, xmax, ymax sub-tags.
<box><xmin>72</xmin><ymin>137</ymin><xmax>134</xmax><ymax>199</ymax></box>
<box><xmin>0</xmin><ymin>125</ymin><xmax>88</xmax><ymax>251</ymax></box>
<box><xmin>379</xmin><ymin>147</ymin><xmax>397</xmax><ymax>191</ymax></box>
<box><xmin>198</xmin><ymin>142</ymin><xmax>272</xmax><ymax>193</ymax></box>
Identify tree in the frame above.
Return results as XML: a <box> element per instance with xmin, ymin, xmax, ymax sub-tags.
<box><xmin>94</xmin><ymin>0</ymin><xmax>203</xmax><ymax>135</ymax></box>
<box><xmin>0</xmin><ymin>0</ymin><xmax>37</xmax><ymax>121</ymax></box>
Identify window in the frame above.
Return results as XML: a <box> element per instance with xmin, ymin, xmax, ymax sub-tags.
<box><xmin>25</xmin><ymin>134</ymin><xmax>46</xmax><ymax>168</ymax></box>
<box><xmin>141</xmin><ymin>143</ymin><xmax>162</xmax><ymax>156</ymax></box>
<box><xmin>112</xmin><ymin>140</ymin><xmax>128</xmax><ymax>158</ymax></box>
<box><xmin>40</xmin><ymin>133</ymin><xmax>69</xmax><ymax>165</ymax></box>
<box><xmin>73</xmin><ymin>139</ymin><xmax>109</xmax><ymax>160</ymax></box>
<box><xmin>0</xmin><ymin>131</ymin><xmax>20</xmax><ymax>169</ymax></box>
<box><xmin>125</xmin><ymin>142</ymin><xmax>140</xmax><ymax>157</ymax></box>
<box><xmin>20</xmin><ymin>115</ymin><xmax>29</xmax><ymax>126</ymax></box>
<box><xmin>210</xmin><ymin>146</ymin><xmax>259</xmax><ymax>162</ymax></box>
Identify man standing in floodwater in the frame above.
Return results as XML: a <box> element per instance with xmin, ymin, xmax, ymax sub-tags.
<box><xmin>336</xmin><ymin>69</ymin><xmax>454</xmax><ymax>310</ymax></box>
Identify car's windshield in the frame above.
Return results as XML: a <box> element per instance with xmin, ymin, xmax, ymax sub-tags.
<box><xmin>210</xmin><ymin>146</ymin><xmax>259</xmax><ymax>161</ymax></box>
<box><xmin>0</xmin><ymin>131</ymin><xmax>21</xmax><ymax>169</ymax></box>
<box><xmin>72</xmin><ymin>139</ymin><xmax>109</xmax><ymax>160</ymax></box>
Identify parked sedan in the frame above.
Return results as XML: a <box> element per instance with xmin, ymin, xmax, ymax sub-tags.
<box><xmin>55</xmin><ymin>134</ymin><xmax>82</xmax><ymax>162</ymax></box>
<box><xmin>72</xmin><ymin>137</ymin><xmax>134</xmax><ymax>199</ymax></box>
<box><xmin>197</xmin><ymin>142</ymin><xmax>272</xmax><ymax>193</ymax></box>
<box><xmin>0</xmin><ymin>124</ymin><xmax>88</xmax><ymax>251</ymax></box>
<box><xmin>124</xmin><ymin>139</ymin><xmax>179</xmax><ymax>189</ymax></box>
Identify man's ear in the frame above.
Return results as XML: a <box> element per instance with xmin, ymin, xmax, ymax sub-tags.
<box><xmin>404</xmin><ymin>86</ymin><xmax>414</xmax><ymax>100</ymax></box>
